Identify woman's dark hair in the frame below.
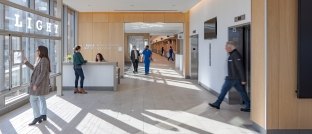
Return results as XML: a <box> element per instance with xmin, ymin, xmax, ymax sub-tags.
<box><xmin>74</xmin><ymin>46</ymin><xmax>81</xmax><ymax>51</ymax></box>
<box><xmin>38</xmin><ymin>46</ymin><xmax>51</xmax><ymax>72</ymax></box>
<box><xmin>95</xmin><ymin>53</ymin><xmax>104</xmax><ymax>62</ymax></box>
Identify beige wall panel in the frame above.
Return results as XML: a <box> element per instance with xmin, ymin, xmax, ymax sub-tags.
<box><xmin>123</xmin><ymin>13</ymin><xmax>144</xmax><ymax>22</ymax></box>
<box><xmin>79</xmin><ymin>22</ymin><xmax>93</xmax><ymax>45</ymax></box>
<box><xmin>143</xmin><ymin>13</ymin><xmax>164</xmax><ymax>22</ymax></box>
<box><xmin>109</xmin><ymin>23</ymin><xmax>124</xmax><ymax>45</ymax></box>
<box><xmin>164</xmin><ymin>13</ymin><xmax>184</xmax><ymax>23</ymax></box>
<box><xmin>298</xmin><ymin>100</ymin><xmax>312</xmax><ymax>129</ymax></box>
<box><xmin>276</xmin><ymin>0</ymin><xmax>299</xmax><ymax>129</ymax></box>
<box><xmin>251</xmin><ymin>0</ymin><xmax>266</xmax><ymax>128</ymax></box>
<box><xmin>183</xmin><ymin>11</ymin><xmax>190</xmax><ymax>78</ymax></box>
<box><xmin>93</xmin><ymin>13</ymin><xmax>109</xmax><ymax>22</ymax></box>
<box><xmin>109</xmin><ymin>13</ymin><xmax>124</xmax><ymax>23</ymax></box>
<box><xmin>79</xmin><ymin>13</ymin><xmax>93</xmax><ymax>23</ymax></box>
<box><xmin>92</xmin><ymin>23</ymin><xmax>109</xmax><ymax>45</ymax></box>
<box><xmin>267</xmin><ymin>0</ymin><xmax>280</xmax><ymax>129</ymax></box>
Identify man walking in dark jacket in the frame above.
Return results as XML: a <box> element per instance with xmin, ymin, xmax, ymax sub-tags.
<box><xmin>130</xmin><ymin>46</ymin><xmax>140</xmax><ymax>73</ymax></box>
<box><xmin>209</xmin><ymin>41</ymin><xmax>250</xmax><ymax>112</ymax></box>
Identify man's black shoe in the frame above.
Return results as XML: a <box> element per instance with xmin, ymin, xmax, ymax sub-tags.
<box><xmin>209</xmin><ymin>103</ymin><xmax>220</xmax><ymax>109</ymax></box>
<box><xmin>240</xmin><ymin>108</ymin><xmax>250</xmax><ymax>112</ymax></box>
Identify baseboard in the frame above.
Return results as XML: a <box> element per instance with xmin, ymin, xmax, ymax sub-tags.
<box><xmin>198</xmin><ymin>81</ymin><xmax>229</xmax><ymax>103</ymax></box>
<box><xmin>253</xmin><ymin>121</ymin><xmax>312</xmax><ymax>134</ymax></box>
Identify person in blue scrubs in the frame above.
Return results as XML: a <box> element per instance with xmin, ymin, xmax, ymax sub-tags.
<box><xmin>142</xmin><ymin>45</ymin><xmax>152</xmax><ymax>75</ymax></box>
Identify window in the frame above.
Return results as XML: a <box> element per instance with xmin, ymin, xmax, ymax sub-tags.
<box><xmin>53</xmin><ymin>0</ymin><xmax>61</xmax><ymax>18</ymax></box>
<box><xmin>5</xmin><ymin>6</ymin><xmax>27</xmax><ymax>33</ymax></box>
<box><xmin>0</xmin><ymin>35</ymin><xmax>5</xmax><ymax>91</ymax></box>
<box><xmin>4</xmin><ymin>36</ymin><xmax>9</xmax><ymax>90</ymax></box>
<box><xmin>22</xmin><ymin>37</ymin><xmax>31</xmax><ymax>84</ymax></box>
<box><xmin>35</xmin><ymin>0</ymin><xmax>49</xmax><ymax>14</ymax></box>
<box><xmin>0</xmin><ymin>4</ymin><xmax>4</xmax><ymax>29</ymax></box>
<box><xmin>34</xmin><ymin>15</ymin><xmax>49</xmax><ymax>36</ymax></box>
<box><xmin>49</xmin><ymin>40</ymin><xmax>60</xmax><ymax>73</ymax></box>
<box><xmin>8</xmin><ymin>0</ymin><xmax>29</xmax><ymax>7</ymax></box>
<box><xmin>66</xmin><ymin>8</ymin><xmax>75</xmax><ymax>59</ymax></box>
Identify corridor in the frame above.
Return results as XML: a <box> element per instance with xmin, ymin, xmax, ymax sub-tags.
<box><xmin>0</xmin><ymin>53</ymin><xmax>258</xmax><ymax>134</ymax></box>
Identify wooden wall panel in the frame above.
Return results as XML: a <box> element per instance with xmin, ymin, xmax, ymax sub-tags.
<box><xmin>109</xmin><ymin>23</ymin><xmax>124</xmax><ymax>45</ymax></box>
<box><xmin>143</xmin><ymin>13</ymin><xmax>164</xmax><ymax>22</ymax></box>
<box><xmin>267</xmin><ymin>0</ymin><xmax>280</xmax><ymax>129</ymax></box>
<box><xmin>79</xmin><ymin>13</ymin><xmax>93</xmax><ymax>23</ymax></box>
<box><xmin>93</xmin><ymin>13</ymin><xmax>109</xmax><ymax>22</ymax></box>
<box><xmin>164</xmin><ymin>13</ymin><xmax>184</xmax><ymax>23</ymax></box>
<box><xmin>79</xmin><ymin>23</ymin><xmax>93</xmax><ymax>44</ymax></box>
<box><xmin>251</xmin><ymin>0</ymin><xmax>266</xmax><ymax>129</ymax></box>
<box><xmin>183</xmin><ymin>11</ymin><xmax>190</xmax><ymax>78</ymax></box>
<box><xmin>276</xmin><ymin>0</ymin><xmax>299</xmax><ymax>129</ymax></box>
<box><xmin>123</xmin><ymin>13</ymin><xmax>144</xmax><ymax>22</ymax></box>
<box><xmin>109</xmin><ymin>13</ymin><xmax>124</xmax><ymax>23</ymax></box>
<box><xmin>92</xmin><ymin>23</ymin><xmax>109</xmax><ymax>45</ymax></box>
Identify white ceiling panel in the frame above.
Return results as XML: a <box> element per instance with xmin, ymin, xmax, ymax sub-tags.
<box><xmin>63</xmin><ymin>0</ymin><xmax>201</xmax><ymax>12</ymax></box>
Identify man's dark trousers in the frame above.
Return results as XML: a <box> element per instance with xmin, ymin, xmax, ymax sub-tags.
<box><xmin>132</xmin><ymin>59</ymin><xmax>139</xmax><ymax>72</ymax></box>
<box><xmin>215</xmin><ymin>79</ymin><xmax>250</xmax><ymax>109</ymax></box>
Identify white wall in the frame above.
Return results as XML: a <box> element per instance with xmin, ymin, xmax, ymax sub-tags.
<box><xmin>190</xmin><ymin>0</ymin><xmax>251</xmax><ymax>95</ymax></box>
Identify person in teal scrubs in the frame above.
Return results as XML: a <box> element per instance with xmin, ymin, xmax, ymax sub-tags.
<box><xmin>142</xmin><ymin>45</ymin><xmax>152</xmax><ymax>75</ymax></box>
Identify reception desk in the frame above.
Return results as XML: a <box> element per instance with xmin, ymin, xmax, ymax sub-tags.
<box><xmin>62</xmin><ymin>62</ymin><xmax>118</xmax><ymax>91</ymax></box>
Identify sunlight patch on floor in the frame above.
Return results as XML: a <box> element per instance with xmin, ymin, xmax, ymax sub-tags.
<box><xmin>46</xmin><ymin>95</ymin><xmax>82</xmax><ymax>123</ymax></box>
<box><xmin>146</xmin><ymin>110</ymin><xmax>258</xmax><ymax>134</ymax></box>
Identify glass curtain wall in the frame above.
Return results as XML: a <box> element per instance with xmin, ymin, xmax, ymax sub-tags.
<box><xmin>0</xmin><ymin>0</ymin><xmax>62</xmax><ymax>106</ymax></box>
<box><xmin>63</xmin><ymin>6</ymin><xmax>77</xmax><ymax>61</ymax></box>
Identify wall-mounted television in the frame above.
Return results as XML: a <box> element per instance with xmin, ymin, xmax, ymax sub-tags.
<box><xmin>297</xmin><ymin>0</ymin><xmax>312</xmax><ymax>98</ymax></box>
<box><xmin>204</xmin><ymin>17</ymin><xmax>217</xmax><ymax>39</ymax></box>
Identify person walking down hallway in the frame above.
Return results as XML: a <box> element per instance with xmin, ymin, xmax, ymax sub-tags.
<box><xmin>142</xmin><ymin>45</ymin><xmax>152</xmax><ymax>75</ymax></box>
<box><xmin>130</xmin><ymin>46</ymin><xmax>140</xmax><ymax>73</ymax></box>
<box><xmin>168</xmin><ymin>46</ymin><xmax>174</xmax><ymax>61</ymax></box>
<box><xmin>24</xmin><ymin>46</ymin><xmax>51</xmax><ymax>125</ymax></box>
<box><xmin>73</xmin><ymin>46</ymin><xmax>88</xmax><ymax>94</ymax></box>
<box><xmin>208</xmin><ymin>41</ymin><xmax>250</xmax><ymax>112</ymax></box>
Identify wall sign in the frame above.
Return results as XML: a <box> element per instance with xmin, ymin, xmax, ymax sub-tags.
<box><xmin>14</xmin><ymin>14</ymin><xmax>59</xmax><ymax>34</ymax></box>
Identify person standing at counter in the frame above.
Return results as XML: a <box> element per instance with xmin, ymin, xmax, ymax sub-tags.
<box><xmin>142</xmin><ymin>45</ymin><xmax>152</xmax><ymax>75</ymax></box>
<box><xmin>130</xmin><ymin>46</ymin><xmax>140</xmax><ymax>73</ymax></box>
<box><xmin>23</xmin><ymin>46</ymin><xmax>51</xmax><ymax>125</ymax></box>
<box><xmin>95</xmin><ymin>53</ymin><xmax>105</xmax><ymax>62</ymax></box>
<box><xmin>73</xmin><ymin>46</ymin><xmax>88</xmax><ymax>94</ymax></box>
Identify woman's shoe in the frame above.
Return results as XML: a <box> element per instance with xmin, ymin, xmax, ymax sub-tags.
<box><xmin>40</xmin><ymin>115</ymin><xmax>47</xmax><ymax>121</ymax></box>
<box><xmin>74</xmin><ymin>88</ymin><xmax>79</xmax><ymax>94</ymax></box>
<box><xmin>78</xmin><ymin>88</ymin><xmax>88</xmax><ymax>94</ymax></box>
<box><xmin>28</xmin><ymin>117</ymin><xmax>42</xmax><ymax>126</ymax></box>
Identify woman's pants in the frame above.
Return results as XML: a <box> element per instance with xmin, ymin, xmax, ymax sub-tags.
<box><xmin>74</xmin><ymin>68</ymin><xmax>85</xmax><ymax>88</ymax></box>
<box><xmin>29</xmin><ymin>95</ymin><xmax>47</xmax><ymax>118</ymax></box>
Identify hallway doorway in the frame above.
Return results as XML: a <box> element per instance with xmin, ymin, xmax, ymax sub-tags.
<box><xmin>228</xmin><ymin>24</ymin><xmax>251</xmax><ymax>104</ymax></box>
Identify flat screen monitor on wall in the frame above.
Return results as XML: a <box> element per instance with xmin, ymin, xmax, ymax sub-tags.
<box><xmin>204</xmin><ymin>17</ymin><xmax>217</xmax><ymax>39</ymax></box>
<box><xmin>298</xmin><ymin>0</ymin><xmax>312</xmax><ymax>98</ymax></box>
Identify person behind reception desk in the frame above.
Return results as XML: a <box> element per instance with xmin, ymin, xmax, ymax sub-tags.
<box><xmin>95</xmin><ymin>53</ymin><xmax>105</xmax><ymax>62</ymax></box>
<box><xmin>142</xmin><ymin>45</ymin><xmax>152</xmax><ymax>75</ymax></box>
<box><xmin>73</xmin><ymin>46</ymin><xmax>88</xmax><ymax>94</ymax></box>
<box><xmin>130</xmin><ymin>46</ymin><xmax>140</xmax><ymax>73</ymax></box>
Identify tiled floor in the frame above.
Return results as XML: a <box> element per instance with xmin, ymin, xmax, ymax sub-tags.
<box><xmin>0</xmin><ymin>53</ymin><xmax>259</xmax><ymax>134</ymax></box>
